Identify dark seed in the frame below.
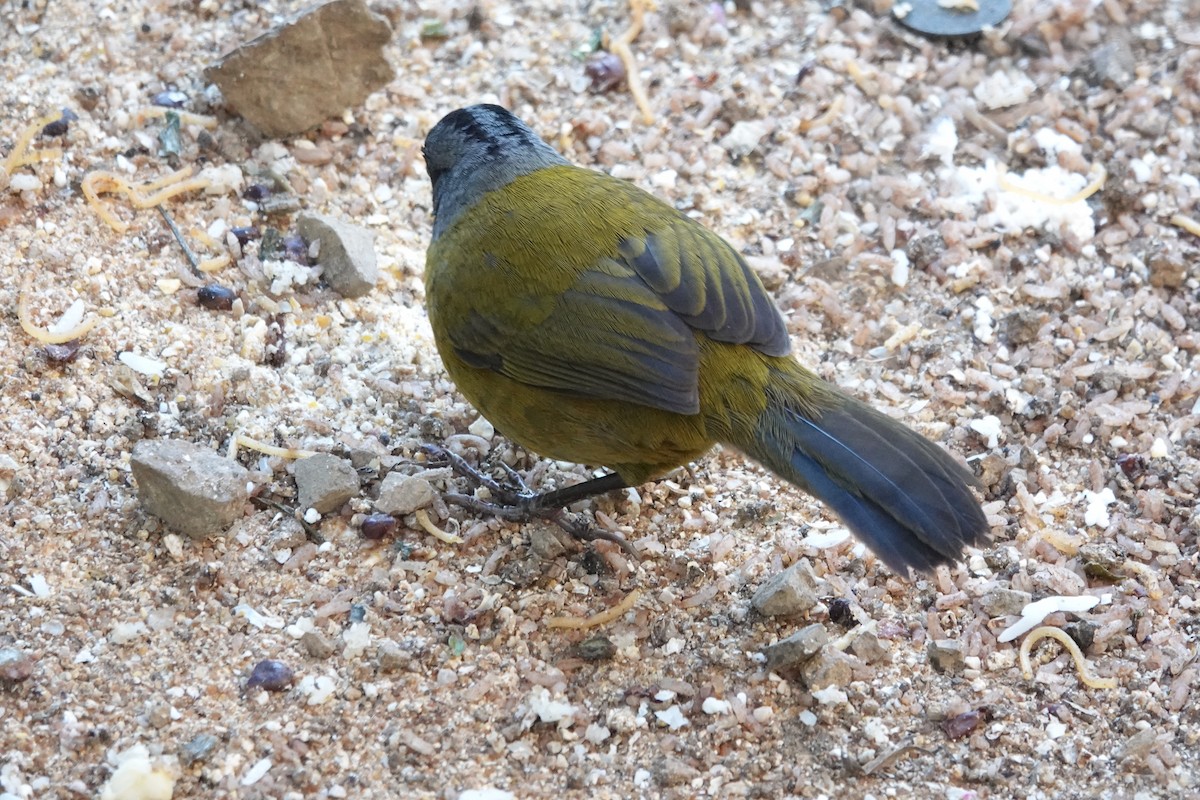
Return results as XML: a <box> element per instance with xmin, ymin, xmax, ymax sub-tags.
<box><xmin>585</xmin><ymin>51</ymin><xmax>626</xmax><ymax>93</ymax></box>
<box><xmin>827</xmin><ymin>597</ymin><xmax>854</xmax><ymax>627</ymax></box>
<box><xmin>1116</xmin><ymin>453</ymin><xmax>1146</xmax><ymax>480</ymax></box>
<box><xmin>282</xmin><ymin>233</ymin><xmax>309</xmax><ymax>264</ymax></box>
<box><xmin>245</xmin><ymin>659</ymin><xmax>294</xmax><ymax>692</ymax></box>
<box><xmin>942</xmin><ymin>709</ymin><xmax>985</xmax><ymax>739</ymax></box>
<box><xmin>361</xmin><ymin>514</ymin><xmax>397</xmax><ymax>540</ymax></box>
<box><xmin>45</xmin><ymin>340</ymin><xmax>82</xmax><ymax>362</ymax></box>
<box><xmin>40</xmin><ymin>109</ymin><xmax>77</xmax><ymax>139</ymax></box>
<box><xmin>242</xmin><ymin>183</ymin><xmax>271</xmax><ymax>202</ymax></box>
<box><xmin>230</xmin><ymin>225</ymin><xmax>261</xmax><ymax>246</ymax></box>
<box><xmin>197</xmin><ymin>284</ymin><xmax>236</xmax><ymax>311</ymax></box>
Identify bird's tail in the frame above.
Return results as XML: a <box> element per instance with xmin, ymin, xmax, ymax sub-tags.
<box><xmin>729</xmin><ymin>362</ymin><xmax>989</xmax><ymax>573</ymax></box>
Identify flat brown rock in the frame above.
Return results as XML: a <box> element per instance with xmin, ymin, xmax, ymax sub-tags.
<box><xmin>205</xmin><ymin>0</ymin><xmax>394</xmax><ymax>138</ymax></box>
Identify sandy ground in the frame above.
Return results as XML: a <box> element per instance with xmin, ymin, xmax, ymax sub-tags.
<box><xmin>1</xmin><ymin>0</ymin><xmax>1198</xmax><ymax>798</ymax></box>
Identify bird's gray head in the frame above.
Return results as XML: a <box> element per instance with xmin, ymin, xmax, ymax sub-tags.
<box><xmin>423</xmin><ymin>104</ymin><xmax>569</xmax><ymax>239</ymax></box>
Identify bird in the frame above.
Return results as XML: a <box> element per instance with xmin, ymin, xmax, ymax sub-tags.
<box><xmin>421</xmin><ymin>103</ymin><xmax>988</xmax><ymax>573</ymax></box>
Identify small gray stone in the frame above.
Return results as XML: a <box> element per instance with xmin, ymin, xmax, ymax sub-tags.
<box><xmin>762</xmin><ymin>623</ymin><xmax>829</xmax><ymax>672</ymax></box>
<box><xmin>297</xmin><ymin>213</ymin><xmax>379</xmax><ymax>298</ymax></box>
<box><xmin>978</xmin><ymin>587</ymin><xmax>1033</xmax><ymax>617</ymax></box>
<box><xmin>267</xmin><ymin>517</ymin><xmax>309</xmax><ymax>551</ymax></box>
<box><xmin>375</xmin><ymin>473</ymin><xmax>436</xmax><ymax>516</ymax></box>
<box><xmin>800</xmin><ymin>648</ymin><xmax>854</xmax><ymax>690</ymax></box>
<box><xmin>654</xmin><ymin>757</ymin><xmax>702</xmax><ymax>787</ymax></box>
<box><xmin>179</xmin><ymin>733</ymin><xmax>219</xmax><ymax>766</ymax></box>
<box><xmin>849</xmin><ymin>631</ymin><xmax>889</xmax><ymax>664</ymax></box>
<box><xmin>131</xmin><ymin>439</ymin><xmax>250</xmax><ymax>539</ymax></box>
<box><xmin>528</xmin><ymin>524</ymin><xmax>567</xmax><ymax>560</ymax></box>
<box><xmin>377</xmin><ymin>640</ymin><xmax>412</xmax><ymax>672</ymax></box>
<box><xmin>294</xmin><ymin>453</ymin><xmax>359</xmax><ymax>514</ymax></box>
<box><xmin>300</xmin><ymin>629</ymin><xmax>337</xmax><ymax>660</ymax></box>
<box><xmin>720</xmin><ymin>120</ymin><xmax>769</xmax><ymax>160</ymax></box>
<box><xmin>205</xmin><ymin>0</ymin><xmax>394</xmax><ymax>138</ymax></box>
<box><xmin>348</xmin><ymin>447</ymin><xmax>380</xmax><ymax>471</ymax></box>
<box><xmin>752</xmin><ymin>560</ymin><xmax>820</xmax><ymax>617</ymax></box>
<box><xmin>927</xmin><ymin>639</ymin><xmax>966</xmax><ymax>674</ymax></box>
<box><xmin>146</xmin><ymin>701</ymin><xmax>172</xmax><ymax>729</ymax></box>
<box><xmin>1087</xmin><ymin>33</ymin><xmax>1135</xmax><ymax>88</ymax></box>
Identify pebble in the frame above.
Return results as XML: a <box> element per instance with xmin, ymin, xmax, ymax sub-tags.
<box><xmin>720</xmin><ymin>120</ymin><xmax>769</xmax><ymax>160</ymax></box>
<box><xmin>130</xmin><ymin>439</ymin><xmax>250</xmax><ymax>539</ymax></box>
<box><xmin>528</xmin><ymin>524</ymin><xmax>568</xmax><ymax>560</ymax></box>
<box><xmin>0</xmin><ymin>648</ymin><xmax>35</xmax><ymax>683</ymax></box>
<box><xmin>297</xmin><ymin>213</ymin><xmax>380</xmax><ymax>298</ymax></box>
<box><xmin>294</xmin><ymin>453</ymin><xmax>359</xmax><ymax>514</ymax></box>
<box><xmin>376</xmin><ymin>640</ymin><xmax>412</xmax><ymax>672</ymax></box>
<box><xmin>300</xmin><ymin>630</ymin><xmax>337</xmax><ymax>659</ymax></box>
<box><xmin>654</xmin><ymin>757</ymin><xmax>701</xmax><ymax>786</ymax></box>
<box><xmin>1087</xmin><ymin>33</ymin><xmax>1136</xmax><ymax>88</ymax></box>
<box><xmin>800</xmin><ymin>649</ymin><xmax>854</xmax><ymax>690</ymax></box>
<box><xmin>204</xmin><ymin>0</ymin><xmax>395</xmax><ymax>138</ymax></box>
<box><xmin>375</xmin><ymin>473</ymin><xmax>436</xmax><ymax>516</ymax></box>
<box><xmin>0</xmin><ymin>453</ymin><xmax>20</xmax><ymax>501</ymax></box>
<box><xmin>927</xmin><ymin>639</ymin><xmax>966</xmax><ymax>674</ymax></box>
<box><xmin>1064</xmin><ymin>620</ymin><xmax>1098</xmax><ymax>651</ymax></box>
<box><xmin>762</xmin><ymin>623</ymin><xmax>829</xmax><ymax>672</ymax></box>
<box><xmin>179</xmin><ymin>733</ymin><xmax>219</xmax><ymax>766</ymax></box>
<box><xmin>848</xmin><ymin>630</ymin><xmax>889</xmax><ymax>663</ymax></box>
<box><xmin>752</xmin><ymin>560</ymin><xmax>820</xmax><ymax>617</ymax></box>
<box><xmin>978</xmin><ymin>587</ymin><xmax>1033</xmax><ymax>617</ymax></box>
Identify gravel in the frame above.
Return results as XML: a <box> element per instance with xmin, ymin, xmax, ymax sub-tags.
<box><xmin>1</xmin><ymin>0</ymin><xmax>1196</xmax><ymax>797</ymax></box>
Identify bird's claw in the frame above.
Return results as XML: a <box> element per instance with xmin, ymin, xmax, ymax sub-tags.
<box><xmin>422</xmin><ymin>443</ymin><xmax>638</xmax><ymax>559</ymax></box>
<box><xmin>421</xmin><ymin>443</ymin><xmax>532</xmax><ymax>505</ymax></box>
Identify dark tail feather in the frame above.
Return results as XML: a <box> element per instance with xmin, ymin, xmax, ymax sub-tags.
<box><xmin>738</xmin><ymin>380</ymin><xmax>989</xmax><ymax>574</ymax></box>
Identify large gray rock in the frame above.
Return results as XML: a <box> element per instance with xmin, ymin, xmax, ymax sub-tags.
<box><xmin>131</xmin><ymin>439</ymin><xmax>250</xmax><ymax>539</ymax></box>
<box><xmin>297</xmin><ymin>213</ymin><xmax>379</xmax><ymax>298</ymax></box>
<box><xmin>762</xmin><ymin>623</ymin><xmax>829</xmax><ymax>672</ymax></box>
<box><xmin>752</xmin><ymin>560</ymin><xmax>820</xmax><ymax>617</ymax></box>
<box><xmin>927</xmin><ymin>639</ymin><xmax>966</xmax><ymax>674</ymax></box>
<box><xmin>375</xmin><ymin>473</ymin><xmax>436</xmax><ymax>516</ymax></box>
<box><xmin>205</xmin><ymin>0</ymin><xmax>394</xmax><ymax>138</ymax></box>
<box><xmin>294</xmin><ymin>453</ymin><xmax>358</xmax><ymax>514</ymax></box>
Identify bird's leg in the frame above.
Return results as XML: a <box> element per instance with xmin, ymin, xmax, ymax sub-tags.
<box><xmin>421</xmin><ymin>444</ymin><xmax>637</xmax><ymax>556</ymax></box>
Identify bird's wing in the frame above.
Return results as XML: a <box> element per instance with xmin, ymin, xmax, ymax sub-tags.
<box><xmin>434</xmin><ymin>173</ymin><xmax>790</xmax><ymax>416</ymax></box>
<box><xmin>446</xmin><ymin>255</ymin><xmax>704</xmax><ymax>414</ymax></box>
<box><xmin>615</xmin><ymin>211</ymin><xmax>792</xmax><ymax>358</ymax></box>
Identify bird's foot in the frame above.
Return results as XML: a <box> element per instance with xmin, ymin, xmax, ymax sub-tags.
<box><xmin>420</xmin><ymin>444</ymin><xmax>638</xmax><ymax>558</ymax></box>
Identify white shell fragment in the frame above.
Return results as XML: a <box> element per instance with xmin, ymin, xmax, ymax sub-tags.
<box><xmin>997</xmin><ymin>595</ymin><xmax>1101</xmax><ymax>643</ymax></box>
<box><xmin>1083</xmin><ymin>488</ymin><xmax>1117</xmax><ymax>528</ymax></box>
<box><xmin>49</xmin><ymin>300</ymin><xmax>87</xmax><ymax>337</ymax></box>
<box><xmin>118</xmin><ymin>351</ymin><xmax>168</xmax><ymax>378</ymax></box>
